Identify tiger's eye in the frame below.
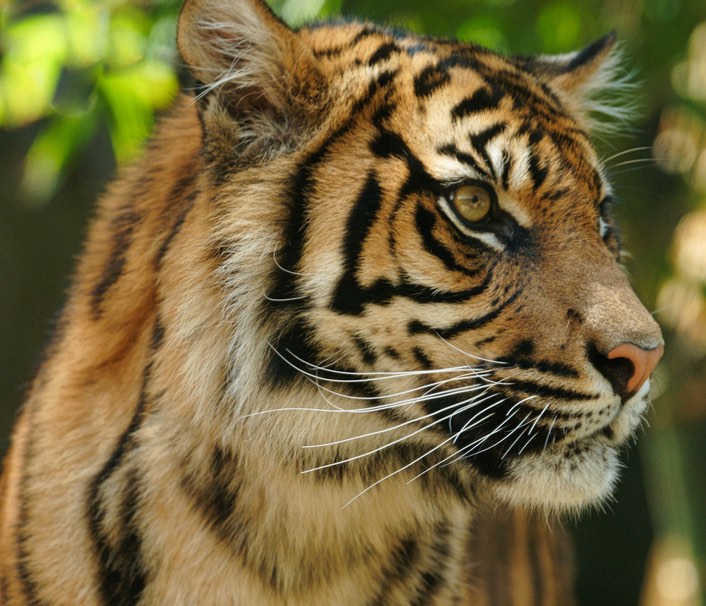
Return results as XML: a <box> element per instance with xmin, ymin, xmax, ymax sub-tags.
<box><xmin>453</xmin><ymin>185</ymin><xmax>492</xmax><ymax>223</ymax></box>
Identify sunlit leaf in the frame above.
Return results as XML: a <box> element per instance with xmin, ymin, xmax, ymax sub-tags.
<box><xmin>0</xmin><ymin>13</ymin><xmax>67</xmax><ymax>125</ymax></box>
<box><xmin>107</xmin><ymin>5</ymin><xmax>150</xmax><ymax>68</ymax></box>
<box><xmin>64</xmin><ymin>5</ymin><xmax>106</xmax><ymax>66</ymax></box>
<box><xmin>98</xmin><ymin>60</ymin><xmax>178</xmax><ymax>163</ymax></box>
<box><xmin>4</xmin><ymin>13</ymin><xmax>67</xmax><ymax>62</ymax></box>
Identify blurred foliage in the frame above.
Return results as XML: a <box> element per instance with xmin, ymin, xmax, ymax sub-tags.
<box><xmin>2</xmin><ymin>0</ymin><xmax>706</xmax><ymax>605</ymax></box>
<box><xmin>0</xmin><ymin>0</ymin><xmax>180</xmax><ymax>200</ymax></box>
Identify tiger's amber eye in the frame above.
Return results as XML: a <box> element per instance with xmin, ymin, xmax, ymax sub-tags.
<box><xmin>453</xmin><ymin>185</ymin><xmax>492</xmax><ymax>223</ymax></box>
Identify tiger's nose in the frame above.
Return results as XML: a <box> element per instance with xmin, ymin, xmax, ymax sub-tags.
<box><xmin>597</xmin><ymin>342</ymin><xmax>664</xmax><ymax>399</ymax></box>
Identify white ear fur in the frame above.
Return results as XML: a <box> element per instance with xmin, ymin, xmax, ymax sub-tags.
<box><xmin>177</xmin><ymin>0</ymin><xmax>324</xmax><ymax>119</ymax></box>
<box><xmin>531</xmin><ymin>34</ymin><xmax>637</xmax><ymax>134</ymax></box>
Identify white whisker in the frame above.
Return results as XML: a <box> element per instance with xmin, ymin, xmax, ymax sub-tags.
<box><xmin>528</xmin><ymin>402</ymin><xmax>551</xmax><ymax>435</ymax></box>
<box><xmin>302</xmin><ymin>388</ymin><xmax>495</xmax><ymax>466</ymax></box>
<box><xmin>543</xmin><ymin>414</ymin><xmax>558</xmax><ymax>453</ymax></box>
<box><xmin>602</xmin><ymin>146</ymin><xmax>652</xmax><ymax>166</ymax></box>
<box><xmin>435</xmin><ymin>332</ymin><xmax>508</xmax><ymax>366</ymax></box>
<box><xmin>263</xmin><ymin>291</ymin><xmax>307</xmax><ymax>302</ymax></box>
<box><xmin>272</xmin><ymin>248</ymin><xmax>306</xmax><ymax>276</ymax></box>
<box><xmin>501</xmin><ymin>425</ymin><xmax>531</xmax><ymax>459</ymax></box>
<box><xmin>343</xmin><ymin>438</ymin><xmax>453</xmax><ymax>508</ymax></box>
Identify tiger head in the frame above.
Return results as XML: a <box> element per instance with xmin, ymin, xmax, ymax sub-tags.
<box><xmin>177</xmin><ymin>0</ymin><xmax>663</xmax><ymax>514</ymax></box>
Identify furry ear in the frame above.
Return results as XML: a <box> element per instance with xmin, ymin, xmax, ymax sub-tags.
<box><xmin>524</xmin><ymin>33</ymin><xmax>636</xmax><ymax>133</ymax></box>
<box><xmin>177</xmin><ymin>0</ymin><xmax>326</xmax><ymax>153</ymax></box>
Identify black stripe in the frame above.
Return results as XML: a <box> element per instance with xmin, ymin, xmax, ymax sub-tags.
<box><xmin>410</xmin><ymin>523</ymin><xmax>451</xmax><ymax>606</ymax></box>
<box><xmin>371</xmin><ymin>129</ymin><xmax>436</xmax><ymax>198</ymax></box>
<box><xmin>91</xmin><ymin>206</ymin><xmax>141</xmax><ymax>319</ymax></box>
<box><xmin>155</xmin><ymin>186</ymin><xmax>198</xmax><ymax>268</ymax></box>
<box><xmin>469</xmin><ymin>123</ymin><xmax>507</xmax><ymax>180</ymax></box>
<box><xmin>369</xmin><ymin>536</ymin><xmax>419</xmax><ymax>606</ymax></box>
<box><xmin>451</xmin><ymin>85</ymin><xmax>503</xmax><ymax>120</ymax></box>
<box><xmin>332</xmin><ymin>179</ymin><xmax>495</xmax><ymax>314</ymax></box>
<box><xmin>268</xmin><ymin>69</ymin><xmax>398</xmax><ymax>308</ymax></box>
<box><xmin>502</xmin><ymin>340</ymin><xmax>580</xmax><ymax>378</ymax></box>
<box><xmin>86</xmin><ymin>320</ymin><xmax>162</xmax><ymax>603</ymax></box>
<box><xmin>415</xmin><ymin>205</ymin><xmax>483</xmax><ymax>277</ymax></box>
<box><xmin>414</xmin><ymin>64</ymin><xmax>451</xmax><ymax>98</ymax></box>
<box><xmin>528</xmin><ymin>148</ymin><xmax>548</xmax><ymax>192</ymax></box>
<box><xmin>438</xmin><ymin>143</ymin><xmax>491</xmax><ymax>180</ymax></box>
<box><xmin>265</xmin><ymin>318</ymin><xmax>320</xmax><ymax>388</ymax></box>
<box><xmin>412</xmin><ymin>347</ymin><xmax>432</xmax><ymax>370</ymax></box>
<box><xmin>179</xmin><ymin>446</ymin><xmax>298</xmax><ymax>595</ymax></box>
<box><xmin>505</xmin><ymin>379</ymin><xmax>597</xmax><ymax>401</ymax></box>
<box><xmin>331</xmin><ymin>171</ymin><xmax>384</xmax><ymax>315</ymax></box>
<box><xmin>180</xmin><ymin>445</ymin><xmax>241</xmax><ymax>539</ymax></box>
<box><xmin>368</xmin><ymin>42</ymin><xmax>399</xmax><ymax>65</ymax></box>
<box><xmin>150</xmin><ymin>316</ymin><xmax>165</xmax><ymax>351</ymax></box>
<box><xmin>353</xmin><ymin>335</ymin><xmax>378</xmax><ymax>365</ymax></box>
<box><xmin>500</xmin><ymin>149</ymin><xmax>512</xmax><ymax>191</ymax></box>
<box><xmin>312</xmin><ymin>26</ymin><xmax>378</xmax><ymax>58</ymax></box>
<box><xmin>385</xmin><ymin>346</ymin><xmax>401</xmax><ymax>360</ymax></box>
<box><xmin>408</xmin><ymin>288</ymin><xmax>521</xmax><ymax>339</ymax></box>
<box><xmin>95</xmin><ymin>469</ymin><xmax>147</xmax><ymax>606</ymax></box>
<box><xmin>15</xmin><ymin>412</ymin><xmax>48</xmax><ymax>606</ymax></box>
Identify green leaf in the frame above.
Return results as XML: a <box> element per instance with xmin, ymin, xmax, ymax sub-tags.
<box><xmin>20</xmin><ymin>109</ymin><xmax>98</xmax><ymax>203</ymax></box>
<box><xmin>0</xmin><ymin>13</ymin><xmax>67</xmax><ymax>125</ymax></box>
<box><xmin>98</xmin><ymin>59</ymin><xmax>178</xmax><ymax>164</ymax></box>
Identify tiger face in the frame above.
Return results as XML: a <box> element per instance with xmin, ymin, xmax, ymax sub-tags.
<box><xmin>178</xmin><ymin>0</ymin><xmax>663</xmax><ymax>514</ymax></box>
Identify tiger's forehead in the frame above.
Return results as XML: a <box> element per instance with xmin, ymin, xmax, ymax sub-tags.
<box><xmin>302</xmin><ymin>21</ymin><xmax>609</xmax><ymax>202</ymax></box>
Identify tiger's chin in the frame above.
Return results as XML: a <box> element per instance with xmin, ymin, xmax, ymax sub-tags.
<box><xmin>490</xmin><ymin>381</ymin><xmax>653</xmax><ymax>516</ymax></box>
<box><xmin>492</xmin><ymin>439</ymin><xmax>620</xmax><ymax>516</ymax></box>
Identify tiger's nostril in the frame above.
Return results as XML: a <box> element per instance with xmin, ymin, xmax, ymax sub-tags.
<box><xmin>590</xmin><ymin>343</ymin><xmax>664</xmax><ymax>400</ymax></box>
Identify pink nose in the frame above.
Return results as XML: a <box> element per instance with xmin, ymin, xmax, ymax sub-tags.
<box><xmin>607</xmin><ymin>343</ymin><xmax>664</xmax><ymax>395</ymax></box>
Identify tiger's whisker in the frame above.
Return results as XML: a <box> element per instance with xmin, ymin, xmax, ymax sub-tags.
<box><xmin>543</xmin><ymin>414</ymin><xmax>558</xmax><ymax>453</ymax></box>
<box><xmin>263</xmin><ymin>291</ymin><xmax>307</xmax><ymax>302</ymax></box>
<box><xmin>501</xmin><ymin>425</ymin><xmax>532</xmax><ymax>459</ymax></box>
<box><xmin>342</xmin><ymin>438</ymin><xmax>453</xmax><ymax>508</ymax></box>
<box><xmin>517</xmin><ymin>431</ymin><xmax>539</xmax><ymax>455</ymax></box>
<box><xmin>602</xmin><ymin>145</ymin><xmax>652</xmax><ymax>165</ymax></box>
<box><xmin>434</xmin><ymin>332</ymin><xmax>508</xmax><ymax>366</ymax></box>
<box><xmin>309</xmin><ymin>371</ymin><xmax>489</xmax><ymax>405</ymax></box>
<box><xmin>272</xmin><ymin>248</ymin><xmax>306</xmax><ymax>276</ymax></box>
<box><xmin>302</xmin><ymin>394</ymin><xmax>492</xmax><ymax>454</ymax></box>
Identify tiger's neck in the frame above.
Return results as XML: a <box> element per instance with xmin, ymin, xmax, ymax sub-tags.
<box><xmin>141</xmin><ymin>389</ymin><xmax>476</xmax><ymax>602</ymax></box>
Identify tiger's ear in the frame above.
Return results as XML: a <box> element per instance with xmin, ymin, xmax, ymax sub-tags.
<box><xmin>526</xmin><ymin>33</ymin><xmax>635</xmax><ymax>133</ymax></box>
<box><xmin>177</xmin><ymin>0</ymin><xmax>326</xmax><ymax>150</ymax></box>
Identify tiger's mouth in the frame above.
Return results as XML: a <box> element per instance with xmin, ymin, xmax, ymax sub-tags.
<box><xmin>600</xmin><ymin>378</ymin><xmax>652</xmax><ymax>445</ymax></box>
<box><xmin>491</xmin><ymin>378</ymin><xmax>654</xmax><ymax>513</ymax></box>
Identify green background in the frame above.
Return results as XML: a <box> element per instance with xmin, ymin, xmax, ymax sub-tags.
<box><xmin>2</xmin><ymin>0</ymin><xmax>705</xmax><ymax>604</ymax></box>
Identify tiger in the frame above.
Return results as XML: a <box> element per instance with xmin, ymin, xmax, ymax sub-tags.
<box><xmin>0</xmin><ymin>0</ymin><xmax>664</xmax><ymax>603</ymax></box>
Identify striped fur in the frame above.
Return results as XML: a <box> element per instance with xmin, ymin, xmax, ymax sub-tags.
<box><xmin>0</xmin><ymin>0</ymin><xmax>662</xmax><ymax>603</ymax></box>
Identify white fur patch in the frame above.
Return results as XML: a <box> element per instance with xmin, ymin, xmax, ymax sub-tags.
<box><xmin>496</xmin><ymin>440</ymin><xmax>619</xmax><ymax>515</ymax></box>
